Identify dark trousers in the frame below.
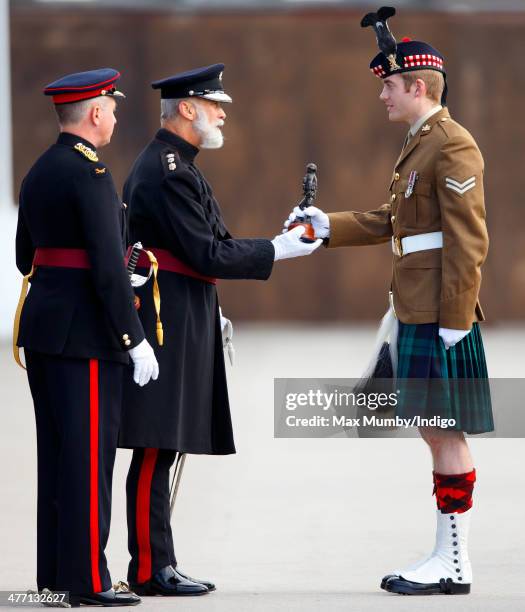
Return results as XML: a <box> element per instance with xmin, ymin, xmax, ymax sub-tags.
<box><xmin>25</xmin><ymin>350</ymin><xmax>123</xmax><ymax>594</ymax></box>
<box><xmin>126</xmin><ymin>449</ymin><xmax>177</xmax><ymax>583</ymax></box>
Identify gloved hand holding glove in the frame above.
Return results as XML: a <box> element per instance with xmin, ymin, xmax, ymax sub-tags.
<box><xmin>439</xmin><ymin>327</ymin><xmax>471</xmax><ymax>350</ymax></box>
<box><xmin>282</xmin><ymin>206</ymin><xmax>330</xmax><ymax>239</ymax></box>
<box><xmin>271</xmin><ymin>225</ymin><xmax>323</xmax><ymax>261</ymax></box>
<box><xmin>128</xmin><ymin>338</ymin><xmax>159</xmax><ymax>386</ymax></box>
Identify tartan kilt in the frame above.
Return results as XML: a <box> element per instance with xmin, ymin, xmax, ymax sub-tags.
<box><xmin>395</xmin><ymin>322</ymin><xmax>494</xmax><ymax>434</ymax></box>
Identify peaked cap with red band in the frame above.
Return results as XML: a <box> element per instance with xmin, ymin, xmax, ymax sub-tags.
<box><xmin>43</xmin><ymin>68</ymin><xmax>125</xmax><ymax>105</ymax></box>
<box><xmin>361</xmin><ymin>6</ymin><xmax>447</xmax><ymax>105</ymax></box>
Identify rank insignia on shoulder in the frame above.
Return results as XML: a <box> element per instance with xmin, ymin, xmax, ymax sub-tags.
<box><xmin>74</xmin><ymin>142</ymin><xmax>99</xmax><ymax>162</ymax></box>
<box><xmin>94</xmin><ymin>167</ymin><xmax>106</xmax><ymax>175</ymax></box>
<box><xmin>421</xmin><ymin>124</ymin><xmax>431</xmax><ymax>132</ymax></box>
<box><xmin>166</xmin><ymin>153</ymin><xmax>177</xmax><ymax>170</ymax></box>
<box><xmin>162</xmin><ymin>149</ymin><xmax>179</xmax><ymax>173</ymax></box>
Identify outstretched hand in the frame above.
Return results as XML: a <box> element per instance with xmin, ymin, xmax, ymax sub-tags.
<box><xmin>271</xmin><ymin>226</ymin><xmax>323</xmax><ymax>261</ymax></box>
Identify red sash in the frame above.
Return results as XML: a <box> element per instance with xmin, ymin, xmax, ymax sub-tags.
<box><xmin>134</xmin><ymin>247</ymin><xmax>217</xmax><ymax>285</ymax></box>
<box><xmin>33</xmin><ymin>248</ymin><xmax>91</xmax><ymax>269</ymax></box>
<box><xmin>33</xmin><ymin>247</ymin><xmax>216</xmax><ymax>285</ymax></box>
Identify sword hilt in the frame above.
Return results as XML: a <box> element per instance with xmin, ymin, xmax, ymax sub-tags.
<box><xmin>127</xmin><ymin>241</ymin><xmax>143</xmax><ymax>278</ymax></box>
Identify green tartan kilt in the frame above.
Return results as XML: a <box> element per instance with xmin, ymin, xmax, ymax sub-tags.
<box><xmin>395</xmin><ymin>322</ymin><xmax>494</xmax><ymax>434</ymax></box>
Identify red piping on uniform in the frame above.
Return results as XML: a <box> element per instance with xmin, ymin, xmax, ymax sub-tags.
<box><xmin>89</xmin><ymin>359</ymin><xmax>102</xmax><ymax>593</ymax></box>
<box><xmin>136</xmin><ymin>448</ymin><xmax>158</xmax><ymax>584</ymax></box>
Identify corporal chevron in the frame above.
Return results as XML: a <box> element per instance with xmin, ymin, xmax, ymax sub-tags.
<box><xmin>445</xmin><ymin>176</ymin><xmax>476</xmax><ymax>195</ymax></box>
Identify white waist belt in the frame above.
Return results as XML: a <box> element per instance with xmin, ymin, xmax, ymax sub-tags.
<box><xmin>392</xmin><ymin>231</ymin><xmax>443</xmax><ymax>257</ymax></box>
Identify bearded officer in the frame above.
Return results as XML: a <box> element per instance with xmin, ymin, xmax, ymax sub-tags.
<box><xmin>284</xmin><ymin>7</ymin><xmax>492</xmax><ymax>597</ymax></box>
<box><xmin>119</xmin><ymin>63</ymin><xmax>321</xmax><ymax>596</ymax></box>
<box><xmin>15</xmin><ymin>68</ymin><xmax>159</xmax><ymax>606</ymax></box>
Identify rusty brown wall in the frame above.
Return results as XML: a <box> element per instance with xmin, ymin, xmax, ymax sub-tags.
<box><xmin>10</xmin><ymin>7</ymin><xmax>525</xmax><ymax>322</ymax></box>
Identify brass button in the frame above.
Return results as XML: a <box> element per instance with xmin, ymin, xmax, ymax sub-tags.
<box><xmin>391</xmin><ymin>215</ymin><xmax>396</xmax><ymax>222</ymax></box>
<box><xmin>391</xmin><ymin>193</ymin><xmax>396</xmax><ymax>202</ymax></box>
<box><xmin>123</xmin><ymin>334</ymin><xmax>129</xmax><ymax>340</ymax></box>
<box><xmin>394</xmin><ymin>173</ymin><xmax>400</xmax><ymax>181</ymax></box>
<box><xmin>124</xmin><ymin>339</ymin><xmax>131</xmax><ymax>347</ymax></box>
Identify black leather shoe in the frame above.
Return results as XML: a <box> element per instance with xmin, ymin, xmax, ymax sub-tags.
<box><xmin>130</xmin><ymin>565</ymin><xmax>208</xmax><ymax>596</ymax></box>
<box><xmin>69</xmin><ymin>585</ymin><xmax>141</xmax><ymax>607</ymax></box>
<box><xmin>380</xmin><ymin>574</ymin><xmax>398</xmax><ymax>590</ymax></box>
<box><xmin>385</xmin><ymin>575</ymin><xmax>471</xmax><ymax>595</ymax></box>
<box><xmin>174</xmin><ymin>567</ymin><xmax>216</xmax><ymax>592</ymax></box>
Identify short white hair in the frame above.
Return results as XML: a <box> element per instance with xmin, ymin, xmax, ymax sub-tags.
<box><xmin>160</xmin><ymin>98</ymin><xmax>186</xmax><ymax>122</ymax></box>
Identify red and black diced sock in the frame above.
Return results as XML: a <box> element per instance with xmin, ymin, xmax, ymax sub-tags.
<box><xmin>433</xmin><ymin>468</ymin><xmax>476</xmax><ymax>514</ymax></box>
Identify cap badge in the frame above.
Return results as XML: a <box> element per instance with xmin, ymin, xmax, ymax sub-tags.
<box><xmin>421</xmin><ymin>124</ymin><xmax>431</xmax><ymax>132</ymax></box>
<box><xmin>387</xmin><ymin>54</ymin><xmax>401</xmax><ymax>71</ymax></box>
<box><xmin>74</xmin><ymin>142</ymin><xmax>99</xmax><ymax>162</ymax></box>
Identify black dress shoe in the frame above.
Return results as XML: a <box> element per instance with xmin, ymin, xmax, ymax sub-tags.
<box><xmin>384</xmin><ymin>575</ymin><xmax>471</xmax><ymax>595</ymax></box>
<box><xmin>174</xmin><ymin>567</ymin><xmax>216</xmax><ymax>592</ymax></box>
<box><xmin>69</xmin><ymin>585</ymin><xmax>141</xmax><ymax>607</ymax></box>
<box><xmin>380</xmin><ymin>574</ymin><xmax>398</xmax><ymax>590</ymax></box>
<box><xmin>130</xmin><ymin>565</ymin><xmax>208</xmax><ymax>596</ymax></box>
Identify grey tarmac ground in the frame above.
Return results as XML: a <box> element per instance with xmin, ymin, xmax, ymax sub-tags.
<box><xmin>1</xmin><ymin>325</ymin><xmax>524</xmax><ymax>611</ymax></box>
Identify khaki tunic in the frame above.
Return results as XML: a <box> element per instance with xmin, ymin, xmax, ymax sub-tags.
<box><xmin>327</xmin><ymin>107</ymin><xmax>488</xmax><ymax>329</ymax></box>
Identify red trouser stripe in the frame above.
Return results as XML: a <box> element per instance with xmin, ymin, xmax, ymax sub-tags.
<box><xmin>136</xmin><ymin>448</ymin><xmax>158</xmax><ymax>584</ymax></box>
<box><xmin>89</xmin><ymin>359</ymin><xmax>102</xmax><ymax>593</ymax></box>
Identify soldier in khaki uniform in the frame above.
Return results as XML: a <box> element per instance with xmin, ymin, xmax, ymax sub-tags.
<box><xmin>284</xmin><ymin>7</ymin><xmax>492</xmax><ymax>596</ymax></box>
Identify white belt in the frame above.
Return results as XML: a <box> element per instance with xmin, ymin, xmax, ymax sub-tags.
<box><xmin>392</xmin><ymin>231</ymin><xmax>443</xmax><ymax>257</ymax></box>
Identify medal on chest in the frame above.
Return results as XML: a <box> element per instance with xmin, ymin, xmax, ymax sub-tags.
<box><xmin>405</xmin><ymin>170</ymin><xmax>418</xmax><ymax>198</ymax></box>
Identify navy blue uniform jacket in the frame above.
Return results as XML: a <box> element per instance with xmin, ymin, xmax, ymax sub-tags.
<box><xmin>16</xmin><ymin>132</ymin><xmax>144</xmax><ymax>364</ymax></box>
<box><xmin>119</xmin><ymin>129</ymin><xmax>274</xmax><ymax>453</ymax></box>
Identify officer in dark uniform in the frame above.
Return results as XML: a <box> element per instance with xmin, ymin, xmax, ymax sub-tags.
<box><xmin>119</xmin><ymin>64</ymin><xmax>321</xmax><ymax>595</ymax></box>
<box><xmin>15</xmin><ymin>68</ymin><xmax>159</xmax><ymax>606</ymax></box>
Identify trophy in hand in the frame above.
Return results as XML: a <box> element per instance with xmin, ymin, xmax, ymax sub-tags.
<box><xmin>287</xmin><ymin>162</ymin><xmax>318</xmax><ymax>243</ymax></box>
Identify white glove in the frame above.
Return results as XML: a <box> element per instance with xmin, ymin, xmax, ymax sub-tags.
<box><xmin>219</xmin><ymin>307</ymin><xmax>235</xmax><ymax>366</ymax></box>
<box><xmin>282</xmin><ymin>205</ymin><xmax>330</xmax><ymax>239</ymax></box>
<box><xmin>130</xmin><ymin>268</ymin><xmax>152</xmax><ymax>288</ymax></box>
<box><xmin>439</xmin><ymin>327</ymin><xmax>471</xmax><ymax>350</ymax></box>
<box><xmin>271</xmin><ymin>225</ymin><xmax>323</xmax><ymax>261</ymax></box>
<box><xmin>128</xmin><ymin>338</ymin><xmax>159</xmax><ymax>386</ymax></box>
<box><xmin>220</xmin><ymin>310</ymin><xmax>233</xmax><ymax>345</ymax></box>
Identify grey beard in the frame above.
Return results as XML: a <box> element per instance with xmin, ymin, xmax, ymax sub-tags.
<box><xmin>194</xmin><ymin>110</ymin><xmax>224</xmax><ymax>149</ymax></box>
<box><xmin>200</xmin><ymin>128</ymin><xmax>224</xmax><ymax>149</ymax></box>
